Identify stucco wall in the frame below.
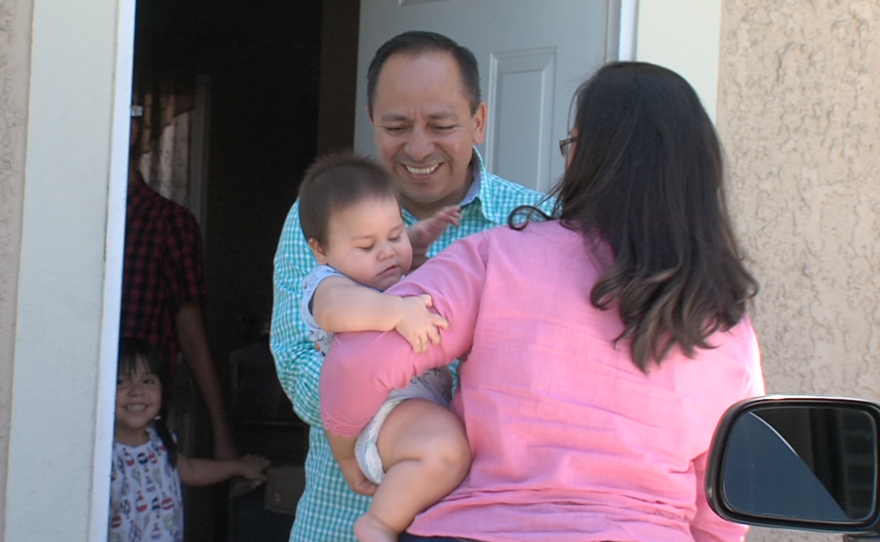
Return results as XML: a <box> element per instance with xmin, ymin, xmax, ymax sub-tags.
<box><xmin>0</xmin><ymin>0</ymin><xmax>32</xmax><ymax>538</ymax></box>
<box><xmin>718</xmin><ymin>2</ymin><xmax>880</xmax><ymax>541</ymax></box>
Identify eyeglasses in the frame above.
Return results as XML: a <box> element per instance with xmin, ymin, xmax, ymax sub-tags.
<box><xmin>559</xmin><ymin>136</ymin><xmax>577</xmax><ymax>159</ymax></box>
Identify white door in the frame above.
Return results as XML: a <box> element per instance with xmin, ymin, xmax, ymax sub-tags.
<box><xmin>354</xmin><ymin>0</ymin><xmax>622</xmax><ymax>193</ymax></box>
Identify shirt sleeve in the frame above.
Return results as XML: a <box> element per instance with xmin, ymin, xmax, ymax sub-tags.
<box><xmin>691</xmin><ymin>319</ymin><xmax>765</xmax><ymax>542</ymax></box>
<box><xmin>270</xmin><ymin>203</ymin><xmax>325</xmax><ymax>427</ymax></box>
<box><xmin>321</xmin><ymin>231</ymin><xmax>490</xmax><ymax>437</ymax></box>
<box><xmin>163</xmin><ymin>206</ymin><xmax>207</xmax><ymax>313</ymax></box>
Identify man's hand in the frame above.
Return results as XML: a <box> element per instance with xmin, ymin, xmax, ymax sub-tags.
<box><xmin>409</xmin><ymin>205</ymin><xmax>461</xmax><ymax>270</ymax></box>
<box><xmin>394</xmin><ymin>294</ymin><xmax>449</xmax><ymax>353</ymax></box>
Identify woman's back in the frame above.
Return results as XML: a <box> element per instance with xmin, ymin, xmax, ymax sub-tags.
<box><xmin>321</xmin><ymin>60</ymin><xmax>764</xmax><ymax>542</ymax></box>
<box><xmin>398</xmin><ymin>221</ymin><xmax>762</xmax><ymax>542</ymax></box>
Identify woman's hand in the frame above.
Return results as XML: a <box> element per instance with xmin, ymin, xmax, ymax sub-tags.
<box><xmin>337</xmin><ymin>455</ymin><xmax>378</xmax><ymax>496</ymax></box>
<box><xmin>326</xmin><ymin>431</ymin><xmax>378</xmax><ymax>496</ymax></box>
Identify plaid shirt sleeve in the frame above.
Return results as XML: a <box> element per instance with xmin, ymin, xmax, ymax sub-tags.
<box><xmin>162</xmin><ymin>205</ymin><xmax>207</xmax><ymax>315</ymax></box>
<box><xmin>270</xmin><ymin>202</ymin><xmax>324</xmax><ymax>427</ymax></box>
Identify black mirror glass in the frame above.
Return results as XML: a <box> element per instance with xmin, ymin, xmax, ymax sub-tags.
<box><xmin>721</xmin><ymin>405</ymin><xmax>877</xmax><ymax>523</ymax></box>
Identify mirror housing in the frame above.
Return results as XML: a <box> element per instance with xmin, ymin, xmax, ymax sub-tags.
<box><xmin>707</xmin><ymin>396</ymin><xmax>880</xmax><ymax>536</ymax></box>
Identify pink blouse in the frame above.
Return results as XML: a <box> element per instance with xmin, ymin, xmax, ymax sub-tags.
<box><xmin>321</xmin><ymin>220</ymin><xmax>765</xmax><ymax>542</ymax></box>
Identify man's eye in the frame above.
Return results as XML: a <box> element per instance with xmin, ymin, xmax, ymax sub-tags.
<box><xmin>385</xmin><ymin>126</ymin><xmax>406</xmax><ymax>134</ymax></box>
<box><xmin>433</xmin><ymin>125</ymin><xmax>455</xmax><ymax>132</ymax></box>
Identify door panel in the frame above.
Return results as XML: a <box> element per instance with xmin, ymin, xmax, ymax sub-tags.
<box><xmin>355</xmin><ymin>0</ymin><xmax>620</xmax><ymax>193</ymax></box>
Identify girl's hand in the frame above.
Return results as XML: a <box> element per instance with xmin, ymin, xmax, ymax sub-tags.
<box><xmin>239</xmin><ymin>454</ymin><xmax>271</xmax><ymax>481</ymax></box>
<box><xmin>395</xmin><ymin>294</ymin><xmax>449</xmax><ymax>353</ymax></box>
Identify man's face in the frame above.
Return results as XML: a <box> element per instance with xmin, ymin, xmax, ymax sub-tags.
<box><xmin>370</xmin><ymin>52</ymin><xmax>487</xmax><ymax>219</ymax></box>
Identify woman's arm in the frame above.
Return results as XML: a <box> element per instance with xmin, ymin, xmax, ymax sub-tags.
<box><xmin>692</xmin><ymin>319</ymin><xmax>765</xmax><ymax>542</ymax></box>
<box><xmin>321</xmin><ymin>231</ymin><xmax>490</xmax><ymax>438</ymax></box>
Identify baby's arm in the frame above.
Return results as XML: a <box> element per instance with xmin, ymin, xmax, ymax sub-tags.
<box><xmin>177</xmin><ymin>454</ymin><xmax>270</xmax><ymax>487</ymax></box>
<box><xmin>409</xmin><ymin>205</ymin><xmax>461</xmax><ymax>270</ymax></box>
<box><xmin>314</xmin><ymin>276</ymin><xmax>449</xmax><ymax>353</ymax></box>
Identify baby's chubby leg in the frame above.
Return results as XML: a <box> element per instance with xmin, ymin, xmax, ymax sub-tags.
<box><xmin>354</xmin><ymin>398</ymin><xmax>471</xmax><ymax>542</ymax></box>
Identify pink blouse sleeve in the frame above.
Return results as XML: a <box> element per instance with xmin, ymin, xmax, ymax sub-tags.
<box><xmin>321</xmin><ymin>231</ymin><xmax>490</xmax><ymax>437</ymax></box>
<box><xmin>691</xmin><ymin>317</ymin><xmax>765</xmax><ymax>542</ymax></box>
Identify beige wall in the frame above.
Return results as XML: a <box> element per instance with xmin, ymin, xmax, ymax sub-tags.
<box><xmin>718</xmin><ymin>2</ymin><xmax>880</xmax><ymax>541</ymax></box>
<box><xmin>0</xmin><ymin>0</ymin><xmax>33</xmax><ymax>537</ymax></box>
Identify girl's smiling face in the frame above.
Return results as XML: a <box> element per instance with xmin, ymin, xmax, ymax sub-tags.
<box><xmin>115</xmin><ymin>357</ymin><xmax>162</xmax><ymax>445</ymax></box>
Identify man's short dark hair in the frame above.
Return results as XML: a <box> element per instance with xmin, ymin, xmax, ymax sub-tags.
<box><xmin>367</xmin><ymin>31</ymin><xmax>481</xmax><ymax>115</ymax></box>
<box><xmin>298</xmin><ymin>152</ymin><xmax>398</xmax><ymax>247</ymax></box>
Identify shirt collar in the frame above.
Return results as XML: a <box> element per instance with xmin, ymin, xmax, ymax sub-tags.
<box><xmin>460</xmin><ymin>148</ymin><xmax>484</xmax><ymax>206</ymax></box>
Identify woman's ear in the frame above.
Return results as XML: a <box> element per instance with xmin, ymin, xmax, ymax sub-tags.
<box><xmin>308</xmin><ymin>238</ymin><xmax>330</xmax><ymax>265</ymax></box>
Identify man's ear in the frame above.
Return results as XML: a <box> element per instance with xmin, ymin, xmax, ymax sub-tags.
<box><xmin>308</xmin><ymin>239</ymin><xmax>329</xmax><ymax>265</ymax></box>
<box><xmin>367</xmin><ymin>105</ymin><xmax>374</xmax><ymax>125</ymax></box>
<box><xmin>472</xmin><ymin>101</ymin><xmax>488</xmax><ymax>145</ymax></box>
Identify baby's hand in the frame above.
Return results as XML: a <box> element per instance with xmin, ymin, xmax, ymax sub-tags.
<box><xmin>239</xmin><ymin>454</ymin><xmax>271</xmax><ymax>482</ymax></box>
<box><xmin>409</xmin><ymin>205</ymin><xmax>462</xmax><ymax>270</ymax></box>
<box><xmin>395</xmin><ymin>294</ymin><xmax>449</xmax><ymax>354</ymax></box>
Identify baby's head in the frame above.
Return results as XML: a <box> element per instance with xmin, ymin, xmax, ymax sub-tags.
<box><xmin>299</xmin><ymin>153</ymin><xmax>413</xmax><ymax>291</ymax></box>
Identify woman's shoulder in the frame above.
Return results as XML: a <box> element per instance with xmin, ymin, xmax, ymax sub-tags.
<box><xmin>480</xmin><ymin>220</ymin><xmax>586</xmax><ymax>255</ymax></box>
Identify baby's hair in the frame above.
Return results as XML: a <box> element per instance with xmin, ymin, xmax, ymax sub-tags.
<box><xmin>298</xmin><ymin>152</ymin><xmax>399</xmax><ymax>247</ymax></box>
<box><xmin>117</xmin><ymin>337</ymin><xmax>178</xmax><ymax>467</ymax></box>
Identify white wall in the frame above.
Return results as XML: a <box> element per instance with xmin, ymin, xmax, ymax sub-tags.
<box><xmin>4</xmin><ymin>0</ymin><xmax>134</xmax><ymax>540</ymax></box>
<box><xmin>635</xmin><ymin>0</ymin><xmax>723</xmax><ymax>120</ymax></box>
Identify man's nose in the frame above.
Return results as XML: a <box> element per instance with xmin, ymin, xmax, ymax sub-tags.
<box><xmin>405</xmin><ymin>126</ymin><xmax>433</xmax><ymax>161</ymax></box>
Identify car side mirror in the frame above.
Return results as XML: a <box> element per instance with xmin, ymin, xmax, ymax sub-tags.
<box><xmin>706</xmin><ymin>396</ymin><xmax>880</xmax><ymax>537</ymax></box>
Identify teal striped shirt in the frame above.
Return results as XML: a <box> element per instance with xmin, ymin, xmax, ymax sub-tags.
<box><xmin>270</xmin><ymin>149</ymin><xmax>552</xmax><ymax>542</ymax></box>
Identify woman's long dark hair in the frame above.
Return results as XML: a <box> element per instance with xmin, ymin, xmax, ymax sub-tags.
<box><xmin>118</xmin><ymin>338</ymin><xmax>178</xmax><ymax>466</ymax></box>
<box><xmin>512</xmin><ymin>62</ymin><xmax>758</xmax><ymax>372</ymax></box>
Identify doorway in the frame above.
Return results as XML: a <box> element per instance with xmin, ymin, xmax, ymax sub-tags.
<box><xmin>131</xmin><ymin>1</ymin><xmax>359</xmax><ymax>540</ymax></box>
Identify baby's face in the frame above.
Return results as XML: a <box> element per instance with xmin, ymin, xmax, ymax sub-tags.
<box><xmin>315</xmin><ymin>196</ymin><xmax>412</xmax><ymax>291</ymax></box>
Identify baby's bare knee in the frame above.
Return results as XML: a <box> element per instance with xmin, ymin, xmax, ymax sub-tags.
<box><xmin>421</xmin><ymin>416</ymin><xmax>472</xmax><ymax>480</ymax></box>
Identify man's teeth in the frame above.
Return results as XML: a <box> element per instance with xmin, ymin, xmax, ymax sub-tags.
<box><xmin>406</xmin><ymin>164</ymin><xmax>438</xmax><ymax>175</ymax></box>
<box><xmin>126</xmin><ymin>405</ymin><xmax>147</xmax><ymax>412</ymax></box>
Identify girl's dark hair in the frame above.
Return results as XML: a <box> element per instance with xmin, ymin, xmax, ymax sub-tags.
<box><xmin>298</xmin><ymin>152</ymin><xmax>399</xmax><ymax>247</ymax></box>
<box><xmin>118</xmin><ymin>337</ymin><xmax>177</xmax><ymax>467</ymax></box>
<box><xmin>512</xmin><ymin>61</ymin><xmax>758</xmax><ymax>372</ymax></box>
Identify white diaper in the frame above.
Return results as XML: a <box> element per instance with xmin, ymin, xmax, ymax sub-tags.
<box><xmin>355</xmin><ymin>367</ymin><xmax>454</xmax><ymax>484</ymax></box>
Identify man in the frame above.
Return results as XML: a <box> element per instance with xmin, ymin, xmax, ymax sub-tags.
<box><xmin>271</xmin><ymin>31</ymin><xmax>552</xmax><ymax>542</ymax></box>
<box><xmin>121</xmin><ymin>112</ymin><xmax>237</xmax><ymax>460</ymax></box>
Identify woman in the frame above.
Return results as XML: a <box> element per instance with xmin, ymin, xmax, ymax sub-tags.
<box><xmin>320</xmin><ymin>62</ymin><xmax>765</xmax><ymax>542</ymax></box>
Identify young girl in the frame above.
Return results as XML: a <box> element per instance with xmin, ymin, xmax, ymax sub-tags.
<box><xmin>297</xmin><ymin>153</ymin><xmax>471</xmax><ymax>542</ymax></box>
<box><xmin>110</xmin><ymin>338</ymin><xmax>270</xmax><ymax>542</ymax></box>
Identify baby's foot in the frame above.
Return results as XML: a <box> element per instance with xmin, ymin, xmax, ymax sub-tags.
<box><xmin>353</xmin><ymin>512</ymin><xmax>398</xmax><ymax>542</ymax></box>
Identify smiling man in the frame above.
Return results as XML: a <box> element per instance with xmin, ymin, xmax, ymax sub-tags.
<box><xmin>270</xmin><ymin>31</ymin><xmax>551</xmax><ymax>542</ymax></box>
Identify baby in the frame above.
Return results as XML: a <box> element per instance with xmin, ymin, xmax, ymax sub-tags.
<box><xmin>298</xmin><ymin>153</ymin><xmax>471</xmax><ymax>542</ymax></box>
